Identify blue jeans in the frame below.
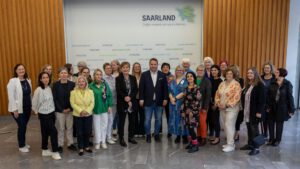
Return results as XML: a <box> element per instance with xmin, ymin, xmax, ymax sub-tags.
<box><xmin>144</xmin><ymin>103</ymin><xmax>163</xmax><ymax>135</ymax></box>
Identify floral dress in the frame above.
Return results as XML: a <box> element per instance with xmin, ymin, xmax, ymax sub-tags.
<box><xmin>169</xmin><ymin>78</ymin><xmax>188</xmax><ymax>135</ymax></box>
<box><xmin>181</xmin><ymin>86</ymin><xmax>203</xmax><ymax>128</ymax></box>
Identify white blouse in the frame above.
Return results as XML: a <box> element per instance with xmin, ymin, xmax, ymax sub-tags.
<box><xmin>32</xmin><ymin>86</ymin><xmax>55</xmax><ymax>114</ymax></box>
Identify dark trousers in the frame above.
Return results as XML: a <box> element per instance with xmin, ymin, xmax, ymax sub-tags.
<box><xmin>246</xmin><ymin>122</ymin><xmax>259</xmax><ymax>149</ymax></box>
<box><xmin>160</xmin><ymin>102</ymin><xmax>170</xmax><ymax>133</ymax></box>
<box><xmin>38</xmin><ymin>112</ymin><xmax>58</xmax><ymax>152</ymax></box>
<box><xmin>262</xmin><ymin>113</ymin><xmax>269</xmax><ymax>137</ymax></box>
<box><xmin>269</xmin><ymin>119</ymin><xmax>284</xmax><ymax>142</ymax></box>
<box><xmin>113</xmin><ymin>113</ymin><xmax>119</xmax><ymax>130</ymax></box>
<box><xmin>235</xmin><ymin>110</ymin><xmax>244</xmax><ymax>131</ymax></box>
<box><xmin>118</xmin><ymin>110</ymin><xmax>136</xmax><ymax>139</ymax></box>
<box><xmin>136</xmin><ymin>104</ymin><xmax>145</xmax><ymax>135</ymax></box>
<box><xmin>74</xmin><ymin>116</ymin><xmax>93</xmax><ymax>149</ymax></box>
<box><xmin>210</xmin><ymin>108</ymin><xmax>220</xmax><ymax>137</ymax></box>
<box><xmin>188</xmin><ymin>126</ymin><xmax>197</xmax><ymax>140</ymax></box>
<box><xmin>12</xmin><ymin>107</ymin><xmax>31</xmax><ymax>148</ymax></box>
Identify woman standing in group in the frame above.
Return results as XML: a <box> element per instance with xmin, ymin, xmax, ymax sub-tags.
<box><xmin>208</xmin><ymin>65</ymin><xmax>223</xmax><ymax>145</ymax></box>
<box><xmin>80</xmin><ymin>67</ymin><xmax>93</xmax><ymax>84</ymax></box>
<box><xmin>240</xmin><ymin>68</ymin><xmax>265</xmax><ymax>156</ymax></box>
<box><xmin>111</xmin><ymin>59</ymin><xmax>120</xmax><ymax>136</ymax></box>
<box><xmin>89</xmin><ymin>69</ymin><xmax>113</xmax><ymax>150</ymax></box>
<box><xmin>219</xmin><ymin>60</ymin><xmax>229</xmax><ymax>81</ymax></box>
<box><xmin>229</xmin><ymin>65</ymin><xmax>244</xmax><ymax>142</ymax></box>
<box><xmin>103</xmin><ymin>63</ymin><xmax>118</xmax><ymax>144</ymax></box>
<box><xmin>41</xmin><ymin>64</ymin><xmax>54</xmax><ymax>85</ymax></box>
<box><xmin>182</xmin><ymin>72</ymin><xmax>203</xmax><ymax>153</ymax></box>
<box><xmin>161</xmin><ymin>62</ymin><xmax>173</xmax><ymax>136</ymax></box>
<box><xmin>53</xmin><ymin>67</ymin><xmax>76</xmax><ymax>153</ymax></box>
<box><xmin>261</xmin><ymin>62</ymin><xmax>276</xmax><ymax>138</ymax></box>
<box><xmin>70</xmin><ymin>75</ymin><xmax>95</xmax><ymax>156</ymax></box>
<box><xmin>7</xmin><ymin>64</ymin><xmax>32</xmax><ymax>153</ymax></box>
<box><xmin>64</xmin><ymin>63</ymin><xmax>77</xmax><ymax>82</ymax></box>
<box><xmin>204</xmin><ymin>57</ymin><xmax>214</xmax><ymax>79</ymax></box>
<box><xmin>132</xmin><ymin>62</ymin><xmax>145</xmax><ymax>137</ymax></box>
<box><xmin>168</xmin><ymin>65</ymin><xmax>188</xmax><ymax>143</ymax></box>
<box><xmin>215</xmin><ymin>67</ymin><xmax>241</xmax><ymax>152</ymax></box>
<box><xmin>267</xmin><ymin>68</ymin><xmax>295</xmax><ymax>146</ymax></box>
<box><xmin>195</xmin><ymin>65</ymin><xmax>211</xmax><ymax>146</ymax></box>
<box><xmin>32</xmin><ymin>72</ymin><xmax>61</xmax><ymax>160</ymax></box>
<box><xmin>116</xmin><ymin>62</ymin><xmax>138</xmax><ymax>147</ymax></box>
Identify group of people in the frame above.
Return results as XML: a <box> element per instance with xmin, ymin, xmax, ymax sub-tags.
<box><xmin>7</xmin><ymin>56</ymin><xmax>295</xmax><ymax>160</ymax></box>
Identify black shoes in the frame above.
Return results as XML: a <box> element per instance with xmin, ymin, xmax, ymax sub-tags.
<box><xmin>185</xmin><ymin>142</ymin><xmax>193</xmax><ymax>149</ymax></box>
<box><xmin>84</xmin><ymin>148</ymin><xmax>93</xmax><ymax>153</ymax></box>
<box><xmin>248</xmin><ymin>149</ymin><xmax>260</xmax><ymax>156</ymax></box>
<box><xmin>154</xmin><ymin>135</ymin><xmax>161</xmax><ymax>142</ymax></box>
<box><xmin>120</xmin><ymin>138</ymin><xmax>128</xmax><ymax>147</ymax></box>
<box><xmin>146</xmin><ymin>135</ymin><xmax>151</xmax><ymax>143</ymax></box>
<box><xmin>128</xmin><ymin>138</ymin><xmax>138</xmax><ymax>144</ymax></box>
<box><xmin>240</xmin><ymin>144</ymin><xmax>252</xmax><ymax>150</ymax></box>
<box><xmin>272</xmin><ymin>141</ymin><xmax>280</xmax><ymax>147</ymax></box>
<box><xmin>68</xmin><ymin>144</ymin><xmax>77</xmax><ymax>151</ymax></box>
<box><xmin>188</xmin><ymin>145</ymin><xmax>199</xmax><ymax>153</ymax></box>
<box><xmin>78</xmin><ymin>151</ymin><xmax>84</xmax><ymax>156</ymax></box>
<box><xmin>182</xmin><ymin>136</ymin><xmax>189</xmax><ymax>144</ymax></box>
<box><xmin>58</xmin><ymin>146</ymin><xmax>63</xmax><ymax>153</ymax></box>
<box><xmin>175</xmin><ymin>136</ymin><xmax>181</xmax><ymax>144</ymax></box>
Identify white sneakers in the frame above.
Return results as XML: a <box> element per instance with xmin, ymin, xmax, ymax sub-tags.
<box><xmin>95</xmin><ymin>143</ymin><xmax>100</xmax><ymax>150</ymax></box>
<box><xmin>222</xmin><ymin>144</ymin><xmax>235</xmax><ymax>152</ymax></box>
<box><xmin>51</xmin><ymin>152</ymin><xmax>62</xmax><ymax>160</ymax></box>
<box><xmin>107</xmin><ymin>139</ymin><xmax>116</xmax><ymax>145</ymax></box>
<box><xmin>101</xmin><ymin>143</ymin><xmax>108</xmax><ymax>149</ymax></box>
<box><xmin>42</xmin><ymin>150</ymin><xmax>53</xmax><ymax>156</ymax></box>
<box><xmin>42</xmin><ymin>150</ymin><xmax>61</xmax><ymax>160</ymax></box>
<box><xmin>19</xmin><ymin>147</ymin><xmax>29</xmax><ymax>153</ymax></box>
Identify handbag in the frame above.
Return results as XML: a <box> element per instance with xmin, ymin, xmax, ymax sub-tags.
<box><xmin>252</xmin><ymin>122</ymin><xmax>265</xmax><ymax>147</ymax></box>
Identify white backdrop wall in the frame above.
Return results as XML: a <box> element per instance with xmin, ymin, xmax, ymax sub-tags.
<box><xmin>64</xmin><ymin>0</ymin><xmax>203</xmax><ymax>73</ymax></box>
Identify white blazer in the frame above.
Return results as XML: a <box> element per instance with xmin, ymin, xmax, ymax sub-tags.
<box><xmin>7</xmin><ymin>78</ymin><xmax>32</xmax><ymax>114</ymax></box>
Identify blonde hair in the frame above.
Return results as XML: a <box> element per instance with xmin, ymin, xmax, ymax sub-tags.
<box><xmin>75</xmin><ymin>75</ymin><xmax>88</xmax><ymax>90</ymax></box>
<box><xmin>132</xmin><ymin>62</ymin><xmax>142</xmax><ymax>77</ymax></box>
<box><xmin>204</xmin><ymin>56</ymin><xmax>214</xmax><ymax>65</ymax></box>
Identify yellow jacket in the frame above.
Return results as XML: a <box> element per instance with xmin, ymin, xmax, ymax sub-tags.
<box><xmin>70</xmin><ymin>88</ymin><xmax>95</xmax><ymax>117</ymax></box>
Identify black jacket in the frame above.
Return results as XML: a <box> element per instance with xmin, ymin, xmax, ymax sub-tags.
<box><xmin>116</xmin><ymin>73</ymin><xmax>138</xmax><ymax>113</ymax></box>
<box><xmin>241</xmin><ymin>82</ymin><xmax>266</xmax><ymax>124</ymax></box>
<box><xmin>198</xmin><ymin>77</ymin><xmax>212</xmax><ymax>111</ymax></box>
<box><xmin>52</xmin><ymin>80</ymin><xmax>75</xmax><ymax>113</ymax></box>
<box><xmin>139</xmin><ymin>70</ymin><xmax>168</xmax><ymax>106</ymax></box>
<box><xmin>267</xmin><ymin>79</ymin><xmax>295</xmax><ymax>121</ymax></box>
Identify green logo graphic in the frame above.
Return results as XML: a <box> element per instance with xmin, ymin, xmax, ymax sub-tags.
<box><xmin>177</xmin><ymin>6</ymin><xmax>195</xmax><ymax>23</ymax></box>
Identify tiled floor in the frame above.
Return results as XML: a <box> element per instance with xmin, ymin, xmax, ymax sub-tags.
<box><xmin>0</xmin><ymin>111</ymin><xmax>299</xmax><ymax>169</ymax></box>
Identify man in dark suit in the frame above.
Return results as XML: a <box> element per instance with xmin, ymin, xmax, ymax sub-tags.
<box><xmin>139</xmin><ymin>58</ymin><xmax>168</xmax><ymax>143</ymax></box>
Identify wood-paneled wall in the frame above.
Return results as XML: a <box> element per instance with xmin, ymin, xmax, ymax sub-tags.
<box><xmin>0</xmin><ymin>0</ymin><xmax>291</xmax><ymax>115</ymax></box>
<box><xmin>203</xmin><ymin>0</ymin><xmax>290</xmax><ymax>77</ymax></box>
<box><xmin>0</xmin><ymin>0</ymin><xmax>66</xmax><ymax>115</ymax></box>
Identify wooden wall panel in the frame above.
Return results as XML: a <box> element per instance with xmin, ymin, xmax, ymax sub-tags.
<box><xmin>0</xmin><ymin>0</ymin><xmax>66</xmax><ymax>115</ymax></box>
<box><xmin>0</xmin><ymin>0</ymin><xmax>291</xmax><ymax>115</ymax></box>
<box><xmin>203</xmin><ymin>0</ymin><xmax>290</xmax><ymax>78</ymax></box>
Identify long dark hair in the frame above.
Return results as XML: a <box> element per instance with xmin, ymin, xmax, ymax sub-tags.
<box><xmin>186</xmin><ymin>71</ymin><xmax>197</xmax><ymax>85</ymax></box>
<box><xmin>210</xmin><ymin>64</ymin><xmax>221</xmax><ymax>77</ymax></box>
<box><xmin>38</xmin><ymin>72</ymin><xmax>51</xmax><ymax>89</ymax></box>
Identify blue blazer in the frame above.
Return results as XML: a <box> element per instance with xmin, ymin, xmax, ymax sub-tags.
<box><xmin>139</xmin><ymin>70</ymin><xmax>168</xmax><ymax>107</ymax></box>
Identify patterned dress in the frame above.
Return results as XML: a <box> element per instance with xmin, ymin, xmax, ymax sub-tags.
<box><xmin>168</xmin><ymin>78</ymin><xmax>188</xmax><ymax>136</ymax></box>
<box><xmin>181</xmin><ymin>86</ymin><xmax>203</xmax><ymax>128</ymax></box>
